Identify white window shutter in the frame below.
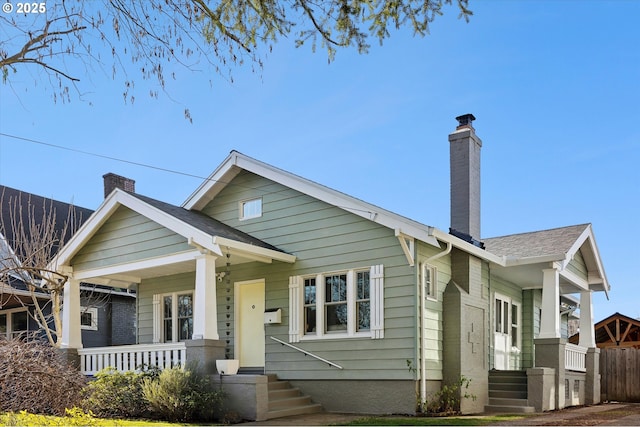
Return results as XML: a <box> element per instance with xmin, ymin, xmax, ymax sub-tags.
<box><xmin>288</xmin><ymin>276</ymin><xmax>302</xmax><ymax>343</ymax></box>
<box><xmin>370</xmin><ymin>264</ymin><xmax>384</xmax><ymax>339</ymax></box>
<box><xmin>152</xmin><ymin>294</ymin><xmax>161</xmax><ymax>343</ymax></box>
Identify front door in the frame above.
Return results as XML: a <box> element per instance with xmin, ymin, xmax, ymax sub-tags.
<box><xmin>494</xmin><ymin>294</ymin><xmax>512</xmax><ymax>370</ymax></box>
<box><xmin>236</xmin><ymin>279</ymin><xmax>265</xmax><ymax>368</ymax></box>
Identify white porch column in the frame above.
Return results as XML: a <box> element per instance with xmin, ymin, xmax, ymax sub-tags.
<box><xmin>539</xmin><ymin>267</ymin><xmax>561</xmax><ymax>339</ymax></box>
<box><xmin>192</xmin><ymin>253</ymin><xmax>219</xmax><ymax>340</ymax></box>
<box><xmin>60</xmin><ymin>278</ymin><xmax>82</xmax><ymax>349</ymax></box>
<box><xmin>579</xmin><ymin>291</ymin><xmax>596</xmax><ymax>347</ymax></box>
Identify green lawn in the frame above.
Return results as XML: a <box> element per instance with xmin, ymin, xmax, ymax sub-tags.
<box><xmin>0</xmin><ymin>410</ymin><xmax>191</xmax><ymax>426</ymax></box>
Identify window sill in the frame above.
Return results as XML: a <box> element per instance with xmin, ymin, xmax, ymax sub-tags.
<box><xmin>300</xmin><ymin>332</ymin><xmax>372</xmax><ymax>341</ymax></box>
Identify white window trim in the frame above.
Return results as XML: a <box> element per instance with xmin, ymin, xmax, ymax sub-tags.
<box><xmin>289</xmin><ymin>265</ymin><xmax>384</xmax><ymax>342</ymax></box>
<box><xmin>511</xmin><ymin>301</ymin><xmax>521</xmax><ymax>351</ymax></box>
<box><xmin>239</xmin><ymin>197</ymin><xmax>263</xmax><ymax>220</ymax></box>
<box><xmin>421</xmin><ymin>263</ymin><xmax>438</xmax><ymax>301</ymax></box>
<box><xmin>0</xmin><ymin>307</ymin><xmax>29</xmax><ymax>339</ymax></box>
<box><xmin>153</xmin><ymin>291</ymin><xmax>194</xmax><ymax>343</ymax></box>
<box><xmin>80</xmin><ymin>306</ymin><xmax>98</xmax><ymax>331</ymax></box>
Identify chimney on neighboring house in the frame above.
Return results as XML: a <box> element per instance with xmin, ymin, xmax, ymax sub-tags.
<box><xmin>103</xmin><ymin>173</ymin><xmax>135</xmax><ymax>198</ymax></box>
<box><xmin>449</xmin><ymin>113</ymin><xmax>483</xmax><ymax>247</ymax></box>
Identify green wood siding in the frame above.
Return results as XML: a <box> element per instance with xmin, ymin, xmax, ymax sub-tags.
<box><xmin>416</xmin><ymin>241</ymin><xmax>453</xmax><ymax>381</ymax></box>
<box><xmin>137</xmin><ymin>272</ymin><xmax>195</xmax><ymax>344</ymax></box>
<box><xmin>200</xmin><ymin>171</ymin><xmax>419</xmax><ymax>380</ymax></box>
<box><xmin>71</xmin><ymin>206</ymin><xmax>190</xmax><ymax>270</ymax></box>
<box><xmin>567</xmin><ymin>249</ymin><xmax>588</xmax><ymax>281</ymax></box>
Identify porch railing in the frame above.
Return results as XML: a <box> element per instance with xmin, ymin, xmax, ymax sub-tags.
<box><xmin>78</xmin><ymin>343</ymin><xmax>186</xmax><ymax>375</ymax></box>
<box><xmin>565</xmin><ymin>343</ymin><xmax>587</xmax><ymax>372</ymax></box>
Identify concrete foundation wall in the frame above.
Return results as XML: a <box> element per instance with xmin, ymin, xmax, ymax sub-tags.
<box><xmin>288</xmin><ymin>379</ymin><xmax>417</xmax><ymax>414</ymax></box>
<box><xmin>211</xmin><ymin>374</ymin><xmax>269</xmax><ymax>421</ymax></box>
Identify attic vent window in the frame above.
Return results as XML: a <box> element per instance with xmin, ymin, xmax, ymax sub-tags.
<box><xmin>240</xmin><ymin>198</ymin><xmax>262</xmax><ymax>220</ymax></box>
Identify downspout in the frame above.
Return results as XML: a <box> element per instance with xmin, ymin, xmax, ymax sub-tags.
<box><xmin>420</xmin><ymin>240</ymin><xmax>453</xmax><ymax>407</ymax></box>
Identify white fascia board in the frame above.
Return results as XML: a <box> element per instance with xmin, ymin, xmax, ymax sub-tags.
<box><xmin>565</xmin><ymin>224</ymin><xmax>610</xmax><ymax>295</ymax></box>
<box><xmin>182</xmin><ymin>152</ymin><xmax>243</xmax><ymax>210</ymax></box>
<box><xmin>184</xmin><ymin>151</ymin><xmax>441</xmax><ymax>247</ymax></box>
<box><xmin>53</xmin><ymin>190</ymin><xmax>220</xmax><ymax>269</ymax></box>
<box><xmin>0</xmin><ymin>283</ymin><xmax>48</xmax><ymax>299</ymax></box>
<box><xmin>502</xmin><ymin>253</ymin><xmax>566</xmax><ymax>267</ymax></box>
<box><xmin>71</xmin><ymin>250</ymin><xmax>203</xmax><ymax>282</ymax></box>
<box><xmin>213</xmin><ymin>236</ymin><xmax>296</xmax><ymax>264</ymax></box>
<box><xmin>429</xmin><ymin>228</ymin><xmax>504</xmax><ymax>265</ymax></box>
<box><xmin>560</xmin><ymin>268</ymin><xmax>589</xmax><ymax>291</ymax></box>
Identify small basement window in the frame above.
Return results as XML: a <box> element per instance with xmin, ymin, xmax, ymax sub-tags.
<box><xmin>240</xmin><ymin>198</ymin><xmax>262</xmax><ymax>220</ymax></box>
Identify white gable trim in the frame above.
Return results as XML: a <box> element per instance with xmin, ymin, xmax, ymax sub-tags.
<box><xmin>52</xmin><ymin>190</ymin><xmax>221</xmax><ymax>270</ymax></box>
<box><xmin>182</xmin><ymin>151</ymin><xmax>441</xmax><ymax>248</ymax></box>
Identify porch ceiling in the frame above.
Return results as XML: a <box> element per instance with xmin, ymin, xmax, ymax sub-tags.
<box><xmin>490</xmin><ymin>262</ymin><xmax>585</xmax><ymax>295</ymax></box>
<box><xmin>72</xmin><ymin>249</ymin><xmax>270</xmax><ymax>287</ymax></box>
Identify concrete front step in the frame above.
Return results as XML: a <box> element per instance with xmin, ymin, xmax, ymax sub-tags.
<box><xmin>266</xmin><ymin>403</ymin><xmax>323</xmax><ymax>419</ymax></box>
<box><xmin>487</xmin><ymin>370</ymin><xmax>531</xmax><ymax>412</ymax></box>
<box><xmin>266</xmin><ymin>374</ymin><xmax>323</xmax><ymax>420</ymax></box>
<box><xmin>489</xmin><ymin>389</ymin><xmax>528</xmax><ymax>400</ymax></box>
<box><xmin>484</xmin><ymin>404</ymin><xmax>536</xmax><ymax>414</ymax></box>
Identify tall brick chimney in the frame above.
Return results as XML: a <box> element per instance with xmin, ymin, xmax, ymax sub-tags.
<box><xmin>103</xmin><ymin>173</ymin><xmax>135</xmax><ymax>198</ymax></box>
<box><xmin>449</xmin><ymin>113</ymin><xmax>483</xmax><ymax>246</ymax></box>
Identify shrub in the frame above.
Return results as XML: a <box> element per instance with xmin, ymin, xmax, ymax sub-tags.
<box><xmin>141</xmin><ymin>366</ymin><xmax>225</xmax><ymax>423</ymax></box>
<box><xmin>421</xmin><ymin>375</ymin><xmax>477</xmax><ymax>415</ymax></box>
<box><xmin>0</xmin><ymin>337</ymin><xmax>86</xmax><ymax>416</ymax></box>
<box><xmin>80</xmin><ymin>366</ymin><xmax>158</xmax><ymax>419</ymax></box>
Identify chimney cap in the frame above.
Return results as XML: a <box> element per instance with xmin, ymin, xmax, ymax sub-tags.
<box><xmin>455</xmin><ymin>114</ymin><xmax>476</xmax><ymax>128</ymax></box>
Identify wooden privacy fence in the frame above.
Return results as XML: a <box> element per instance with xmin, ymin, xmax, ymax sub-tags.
<box><xmin>600</xmin><ymin>347</ymin><xmax>640</xmax><ymax>402</ymax></box>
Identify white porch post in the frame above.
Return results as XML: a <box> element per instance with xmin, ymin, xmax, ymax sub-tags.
<box><xmin>61</xmin><ymin>278</ymin><xmax>82</xmax><ymax>349</ymax></box>
<box><xmin>539</xmin><ymin>267</ymin><xmax>560</xmax><ymax>339</ymax></box>
<box><xmin>193</xmin><ymin>253</ymin><xmax>219</xmax><ymax>340</ymax></box>
<box><xmin>579</xmin><ymin>291</ymin><xmax>596</xmax><ymax>348</ymax></box>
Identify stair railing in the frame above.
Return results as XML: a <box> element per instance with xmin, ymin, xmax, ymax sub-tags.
<box><xmin>269</xmin><ymin>336</ymin><xmax>343</xmax><ymax>369</ymax></box>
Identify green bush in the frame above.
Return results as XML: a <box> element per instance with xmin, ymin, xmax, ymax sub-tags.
<box><xmin>421</xmin><ymin>375</ymin><xmax>477</xmax><ymax>415</ymax></box>
<box><xmin>80</xmin><ymin>367</ymin><xmax>158</xmax><ymax>419</ymax></box>
<box><xmin>141</xmin><ymin>366</ymin><xmax>224</xmax><ymax>423</ymax></box>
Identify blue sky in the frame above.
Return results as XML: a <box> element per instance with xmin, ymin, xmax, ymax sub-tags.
<box><xmin>1</xmin><ymin>0</ymin><xmax>638</xmax><ymax>322</ymax></box>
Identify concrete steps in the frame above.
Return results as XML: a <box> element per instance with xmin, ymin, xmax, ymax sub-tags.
<box><xmin>266</xmin><ymin>374</ymin><xmax>323</xmax><ymax>420</ymax></box>
<box><xmin>485</xmin><ymin>370</ymin><xmax>536</xmax><ymax>414</ymax></box>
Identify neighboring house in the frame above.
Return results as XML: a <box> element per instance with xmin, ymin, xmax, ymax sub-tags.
<box><xmin>0</xmin><ymin>185</ymin><xmax>136</xmax><ymax>346</ymax></box>
<box><xmin>52</xmin><ymin>115</ymin><xmax>609</xmax><ymax>420</ymax></box>
<box><xmin>569</xmin><ymin>312</ymin><xmax>640</xmax><ymax>349</ymax></box>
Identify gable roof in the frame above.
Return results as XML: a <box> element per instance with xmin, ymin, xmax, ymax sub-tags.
<box><xmin>484</xmin><ymin>223</ymin><xmax>609</xmax><ymax>295</ymax></box>
<box><xmin>570</xmin><ymin>312</ymin><xmax>640</xmax><ymax>348</ymax></box>
<box><xmin>483</xmin><ymin>224</ymin><xmax>590</xmax><ymax>260</ymax></box>
<box><xmin>182</xmin><ymin>150</ymin><xmax>444</xmax><ymax>249</ymax></box>
<box><xmin>128</xmin><ymin>192</ymin><xmax>284</xmax><ymax>253</ymax></box>
<box><xmin>1</xmin><ymin>185</ymin><xmax>94</xmax><ymax>259</ymax></box>
<box><xmin>54</xmin><ymin>188</ymin><xmax>295</xmax><ymax>271</ymax></box>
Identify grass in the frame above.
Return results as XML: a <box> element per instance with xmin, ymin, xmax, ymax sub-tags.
<box><xmin>0</xmin><ymin>410</ymin><xmax>190</xmax><ymax>426</ymax></box>
<box><xmin>341</xmin><ymin>414</ymin><xmax>528</xmax><ymax>426</ymax></box>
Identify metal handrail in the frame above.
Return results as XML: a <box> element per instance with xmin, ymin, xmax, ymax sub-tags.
<box><xmin>269</xmin><ymin>336</ymin><xmax>343</xmax><ymax>369</ymax></box>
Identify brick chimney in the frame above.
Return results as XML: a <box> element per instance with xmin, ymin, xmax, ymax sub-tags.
<box><xmin>449</xmin><ymin>114</ymin><xmax>483</xmax><ymax>246</ymax></box>
<box><xmin>103</xmin><ymin>173</ymin><xmax>135</xmax><ymax>198</ymax></box>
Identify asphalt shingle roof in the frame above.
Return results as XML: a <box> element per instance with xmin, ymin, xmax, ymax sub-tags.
<box><xmin>483</xmin><ymin>223</ymin><xmax>590</xmax><ymax>259</ymax></box>
<box><xmin>127</xmin><ymin>192</ymin><xmax>285</xmax><ymax>253</ymax></box>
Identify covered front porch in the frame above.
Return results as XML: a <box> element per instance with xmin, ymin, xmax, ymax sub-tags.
<box><xmin>53</xmin><ymin>189</ymin><xmax>296</xmax><ymax>375</ymax></box>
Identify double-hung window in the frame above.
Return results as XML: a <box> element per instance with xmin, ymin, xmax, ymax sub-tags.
<box><xmin>422</xmin><ymin>264</ymin><xmax>437</xmax><ymax>301</ymax></box>
<box><xmin>154</xmin><ymin>292</ymin><xmax>193</xmax><ymax>343</ymax></box>
<box><xmin>290</xmin><ymin>265</ymin><xmax>383</xmax><ymax>341</ymax></box>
